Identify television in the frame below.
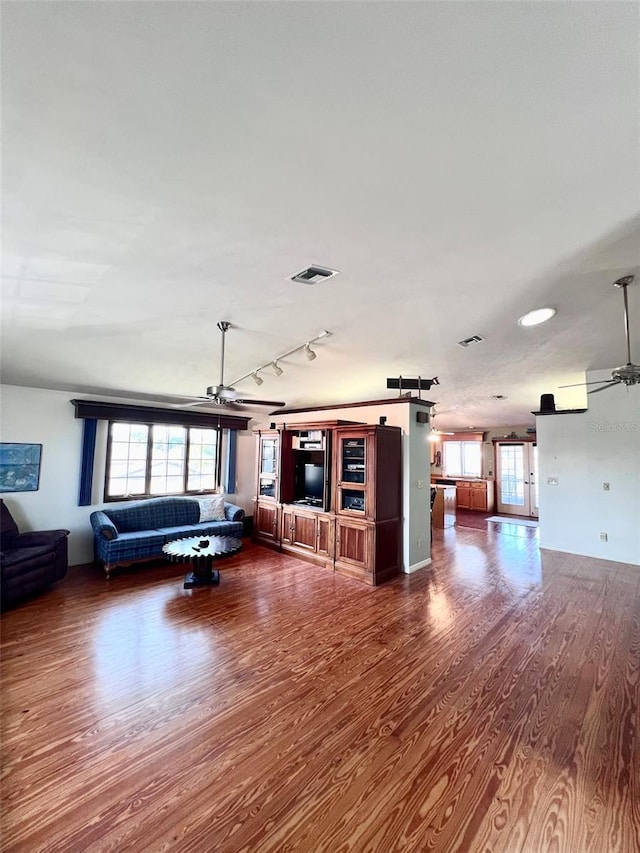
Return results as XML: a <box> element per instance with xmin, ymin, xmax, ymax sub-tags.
<box><xmin>303</xmin><ymin>463</ymin><xmax>324</xmax><ymax>505</ymax></box>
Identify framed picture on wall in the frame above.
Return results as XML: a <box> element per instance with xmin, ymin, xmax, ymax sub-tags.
<box><xmin>0</xmin><ymin>443</ymin><xmax>43</xmax><ymax>492</ymax></box>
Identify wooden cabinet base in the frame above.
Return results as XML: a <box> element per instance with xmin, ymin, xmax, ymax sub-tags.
<box><xmin>334</xmin><ymin>561</ymin><xmax>399</xmax><ymax>586</ymax></box>
<box><xmin>280</xmin><ymin>543</ymin><xmax>334</xmax><ymax>572</ymax></box>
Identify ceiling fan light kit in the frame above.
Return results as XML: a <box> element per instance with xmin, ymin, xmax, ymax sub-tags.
<box><xmin>428</xmin><ymin>410</ymin><xmax>455</xmax><ymax>441</ymax></box>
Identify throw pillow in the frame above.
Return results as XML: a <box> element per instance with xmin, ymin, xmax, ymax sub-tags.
<box><xmin>198</xmin><ymin>495</ymin><xmax>226</xmax><ymax>522</ymax></box>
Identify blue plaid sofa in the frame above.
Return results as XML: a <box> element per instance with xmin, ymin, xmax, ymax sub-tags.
<box><xmin>90</xmin><ymin>497</ymin><xmax>244</xmax><ymax>577</ymax></box>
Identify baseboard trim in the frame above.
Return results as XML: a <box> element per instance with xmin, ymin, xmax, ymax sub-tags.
<box><xmin>405</xmin><ymin>557</ymin><xmax>432</xmax><ymax>574</ymax></box>
<box><xmin>539</xmin><ymin>546</ymin><xmax>639</xmax><ymax>568</ymax></box>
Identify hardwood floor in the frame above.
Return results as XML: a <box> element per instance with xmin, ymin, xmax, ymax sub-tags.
<box><xmin>1</xmin><ymin>526</ymin><xmax>638</xmax><ymax>852</ymax></box>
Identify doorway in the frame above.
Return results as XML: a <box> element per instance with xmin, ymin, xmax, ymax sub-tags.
<box><xmin>495</xmin><ymin>441</ymin><xmax>538</xmax><ymax>518</ymax></box>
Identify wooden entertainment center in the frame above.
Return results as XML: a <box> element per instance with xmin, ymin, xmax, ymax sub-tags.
<box><xmin>253</xmin><ymin>421</ymin><xmax>402</xmax><ymax>585</ymax></box>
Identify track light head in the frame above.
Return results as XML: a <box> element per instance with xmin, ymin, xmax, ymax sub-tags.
<box><xmin>230</xmin><ymin>330</ymin><xmax>334</xmax><ymax>387</ymax></box>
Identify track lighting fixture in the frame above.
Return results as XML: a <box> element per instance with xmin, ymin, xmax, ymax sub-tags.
<box><xmin>231</xmin><ymin>330</ymin><xmax>332</xmax><ymax>388</ymax></box>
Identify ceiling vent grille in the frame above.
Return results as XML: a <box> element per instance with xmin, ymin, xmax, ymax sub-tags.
<box><xmin>457</xmin><ymin>334</ymin><xmax>484</xmax><ymax>348</ymax></box>
<box><xmin>290</xmin><ymin>265</ymin><xmax>340</xmax><ymax>285</ymax></box>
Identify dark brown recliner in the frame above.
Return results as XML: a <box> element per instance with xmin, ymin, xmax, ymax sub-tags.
<box><xmin>0</xmin><ymin>499</ymin><xmax>70</xmax><ymax>610</ymax></box>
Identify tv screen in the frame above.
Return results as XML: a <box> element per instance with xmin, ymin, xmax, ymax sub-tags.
<box><xmin>304</xmin><ymin>464</ymin><xmax>324</xmax><ymax>503</ymax></box>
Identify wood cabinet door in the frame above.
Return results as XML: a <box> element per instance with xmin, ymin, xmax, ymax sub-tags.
<box><xmin>316</xmin><ymin>515</ymin><xmax>334</xmax><ymax>558</ymax></box>
<box><xmin>280</xmin><ymin>507</ymin><xmax>294</xmax><ymax>545</ymax></box>
<box><xmin>292</xmin><ymin>511</ymin><xmax>317</xmax><ymax>550</ymax></box>
<box><xmin>335</xmin><ymin>519</ymin><xmax>370</xmax><ymax>569</ymax></box>
<box><xmin>257</xmin><ymin>433</ymin><xmax>279</xmax><ymax>501</ymax></box>
<box><xmin>255</xmin><ymin>502</ymin><xmax>279</xmax><ymax>541</ymax></box>
<box><xmin>470</xmin><ymin>484</ymin><xmax>487</xmax><ymax>511</ymax></box>
<box><xmin>456</xmin><ymin>484</ymin><xmax>471</xmax><ymax>509</ymax></box>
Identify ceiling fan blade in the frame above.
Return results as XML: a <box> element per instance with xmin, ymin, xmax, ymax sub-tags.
<box><xmin>235</xmin><ymin>398</ymin><xmax>285</xmax><ymax>407</ymax></box>
<box><xmin>558</xmin><ymin>380</ymin><xmax>616</xmax><ymax>388</ymax></box>
<box><xmin>168</xmin><ymin>398</ymin><xmax>215</xmax><ymax>408</ymax></box>
<box><xmin>587</xmin><ymin>381</ymin><xmax>619</xmax><ymax>395</ymax></box>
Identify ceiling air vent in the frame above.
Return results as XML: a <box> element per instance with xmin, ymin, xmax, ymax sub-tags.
<box><xmin>457</xmin><ymin>334</ymin><xmax>484</xmax><ymax>348</ymax></box>
<box><xmin>290</xmin><ymin>265</ymin><xmax>340</xmax><ymax>285</ymax></box>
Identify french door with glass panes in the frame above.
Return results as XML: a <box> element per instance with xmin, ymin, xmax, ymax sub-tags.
<box><xmin>495</xmin><ymin>441</ymin><xmax>538</xmax><ymax>518</ymax></box>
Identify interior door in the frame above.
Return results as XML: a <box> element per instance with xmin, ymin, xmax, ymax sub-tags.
<box><xmin>496</xmin><ymin>442</ymin><xmax>538</xmax><ymax>518</ymax></box>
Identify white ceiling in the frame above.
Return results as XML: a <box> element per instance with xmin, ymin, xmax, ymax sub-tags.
<box><xmin>2</xmin><ymin>2</ymin><xmax>639</xmax><ymax>429</ymax></box>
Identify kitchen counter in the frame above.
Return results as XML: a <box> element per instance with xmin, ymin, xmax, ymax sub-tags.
<box><xmin>431</xmin><ymin>484</ymin><xmax>456</xmax><ymax>528</ymax></box>
<box><xmin>431</xmin><ymin>476</ymin><xmax>494</xmax><ymax>484</ymax></box>
<box><xmin>431</xmin><ymin>477</ymin><xmax>495</xmax><ymax>513</ymax></box>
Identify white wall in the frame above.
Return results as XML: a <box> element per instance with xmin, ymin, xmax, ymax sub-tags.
<box><xmin>0</xmin><ymin>385</ymin><xmax>257</xmax><ymax>566</ymax></box>
<box><xmin>1</xmin><ymin>385</ymin><xmax>90</xmax><ymax>564</ymax></box>
<box><xmin>537</xmin><ymin>371</ymin><xmax>640</xmax><ymax>565</ymax></box>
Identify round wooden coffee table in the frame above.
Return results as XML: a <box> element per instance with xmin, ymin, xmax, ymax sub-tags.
<box><xmin>162</xmin><ymin>535</ymin><xmax>242</xmax><ymax>589</ymax></box>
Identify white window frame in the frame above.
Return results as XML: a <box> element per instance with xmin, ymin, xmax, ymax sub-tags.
<box><xmin>442</xmin><ymin>440</ymin><xmax>482</xmax><ymax>478</ymax></box>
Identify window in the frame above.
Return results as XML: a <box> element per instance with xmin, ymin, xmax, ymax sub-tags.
<box><xmin>443</xmin><ymin>440</ymin><xmax>482</xmax><ymax>478</ymax></box>
<box><xmin>106</xmin><ymin>421</ymin><xmax>220</xmax><ymax>500</ymax></box>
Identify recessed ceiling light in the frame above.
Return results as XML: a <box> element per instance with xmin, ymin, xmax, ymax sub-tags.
<box><xmin>518</xmin><ymin>307</ymin><xmax>556</xmax><ymax>327</ymax></box>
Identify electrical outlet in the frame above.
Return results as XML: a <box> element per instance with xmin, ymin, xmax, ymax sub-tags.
<box><xmin>603</xmin><ymin>482</ymin><xmax>610</xmax><ymax>491</ymax></box>
<box><xmin>600</xmin><ymin>532</ymin><xmax>608</xmax><ymax>542</ymax></box>
<box><xmin>417</xmin><ymin>538</ymin><xmax>423</xmax><ymax>548</ymax></box>
<box><xmin>417</xmin><ymin>479</ymin><xmax>424</xmax><ymax>489</ymax></box>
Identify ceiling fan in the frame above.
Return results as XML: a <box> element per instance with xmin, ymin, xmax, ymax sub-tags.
<box><xmin>428</xmin><ymin>409</ymin><xmax>455</xmax><ymax>441</ymax></box>
<box><xmin>559</xmin><ymin>275</ymin><xmax>640</xmax><ymax>396</ymax></box>
<box><xmin>178</xmin><ymin>321</ymin><xmax>285</xmax><ymax>410</ymax></box>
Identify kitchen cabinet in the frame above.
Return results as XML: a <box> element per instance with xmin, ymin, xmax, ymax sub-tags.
<box><xmin>432</xmin><ymin>478</ymin><xmax>494</xmax><ymax>513</ymax></box>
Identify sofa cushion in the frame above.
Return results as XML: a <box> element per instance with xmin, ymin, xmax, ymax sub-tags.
<box><xmin>198</xmin><ymin>495</ymin><xmax>226</xmax><ymax>522</ymax></box>
<box><xmin>103</xmin><ymin>498</ymin><xmax>200</xmax><ymax>533</ymax></box>
<box><xmin>1</xmin><ymin>544</ymin><xmax>55</xmax><ymax>570</ymax></box>
<box><xmin>157</xmin><ymin>520</ymin><xmax>242</xmax><ymax>541</ymax></box>
<box><xmin>97</xmin><ymin>530</ymin><xmax>167</xmax><ymax>565</ymax></box>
